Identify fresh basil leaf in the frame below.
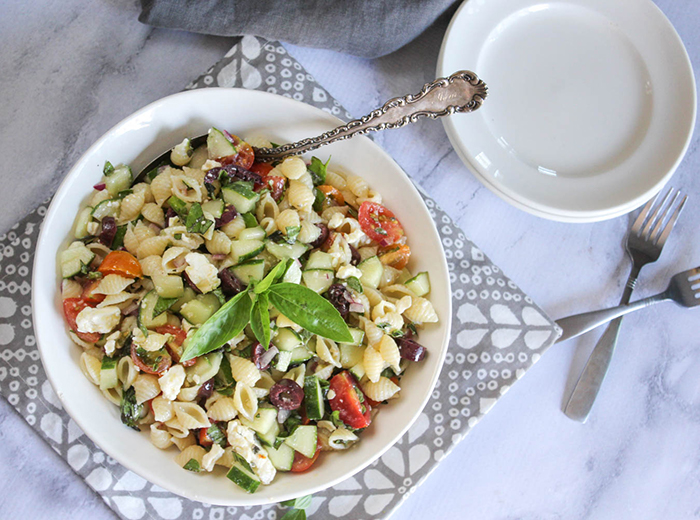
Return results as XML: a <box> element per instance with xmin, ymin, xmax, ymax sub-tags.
<box><xmin>285</xmin><ymin>226</ymin><xmax>301</xmax><ymax>243</ymax></box>
<box><xmin>214</xmin><ymin>353</ymin><xmax>235</xmax><ymax>391</ymax></box>
<box><xmin>103</xmin><ymin>161</ymin><xmax>115</xmax><ymax>176</ymax></box>
<box><xmin>206</xmin><ymin>424</ymin><xmax>227</xmax><ymax>447</ymax></box>
<box><xmin>153</xmin><ymin>296</ymin><xmax>178</xmax><ymax>318</ymax></box>
<box><xmin>241</xmin><ymin>213</ymin><xmax>258</xmax><ymax>228</ymax></box>
<box><xmin>267</xmin><ymin>283</ymin><xmax>353</xmax><ymax>343</ymax></box>
<box><xmin>112</xmin><ymin>225</ymin><xmax>127</xmax><ymax>250</ymax></box>
<box><xmin>254</xmin><ymin>259</ymin><xmax>289</xmax><ymax>294</ymax></box>
<box><xmin>250</xmin><ymin>293</ymin><xmax>271</xmax><ymax>349</ymax></box>
<box><xmin>186</xmin><ymin>203</ymin><xmax>213</xmax><ymax>234</ymax></box>
<box><xmin>180</xmin><ymin>290</ymin><xmax>253</xmax><ymax>361</ymax></box>
<box><xmin>167</xmin><ymin>195</ymin><xmax>188</xmax><ymax>219</ymax></box>
<box><xmin>308</xmin><ymin>156</ymin><xmax>330</xmax><ymax>186</ymax></box>
<box><xmin>120</xmin><ymin>386</ymin><xmax>143</xmax><ymax>431</ymax></box>
<box><xmin>183</xmin><ymin>458</ymin><xmax>201</xmax><ymax>472</ymax></box>
<box><xmin>280</xmin><ymin>509</ymin><xmax>306</xmax><ymax>520</ymax></box>
<box><xmin>281</xmin><ymin>494</ymin><xmax>313</xmax><ymax>509</ymax></box>
<box><xmin>312</xmin><ymin>187</ymin><xmax>325</xmax><ymax>213</ymax></box>
<box><xmin>345</xmin><ymin>276</ymin><xmax>363</xmax><ymax>294</ymax></box>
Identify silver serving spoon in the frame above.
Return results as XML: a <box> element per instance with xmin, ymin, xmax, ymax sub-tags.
<box><xmin>137</xmin><ymin>70</ymin><xmax>487</xmax><ymax>178</ymax></box>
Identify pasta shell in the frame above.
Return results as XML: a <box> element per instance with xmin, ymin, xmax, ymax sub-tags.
<box><xmin>361</xmin><ymin>376</ymin><xmax>400</xmax><ymax>402</ymax></box>
<box><xmin>233</xmin><ymin>382</ymin><xmax>258</xmax><ymax>421</ymax></box>
<box><xmin>207</xmin><ymin>396</ymin><xmax>238</xmax><ymax>421</ymax></box>
<box><xmin>173</xmin><ymin>401</ymin><xmax>211</xmax><ymax>430</ymax></box>
<box><xmin>228</xmin><ymin>355</ymin><xmax>261</xmax><ymax>387</ymax></box>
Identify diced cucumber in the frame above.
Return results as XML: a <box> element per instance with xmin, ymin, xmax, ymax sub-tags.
<box><xmin>230</xmin><ymin>239</ymin><xmax>265</xmax><ymax>264</ymax></box>
<box><xmin>73</xmin><ymin>207</ymin><xmax>93</xmax><ymax>239</ymax></box>
<box><xmin>231</xmin><ymin>259</ymin><xmax>265</xmax><ymax>285</ymax></box>
<box><xmin>179</xmin><ymin>293</ymin><xmax>221</xmax><ymax>325</ymax></box>
<box><xmin>266</xmin><ymin>442</ymin><xmax>294</xmax><ymax>471</ymax></box>
<box><xmin>91</xmin><ymin>199</ymin><xmax>120</xmax><ymax>220</ymax></box>
<box><xmin>339</xmin><ymin>344</ymin><xmax>364</xmax><ymax>368</ymax></box>
<box><xmin>358</xmin><ymin>256</ymin><xmax>383</xmax><ymax>289</ymax></box>
<box><xmin>208</xmin><ymin>127</ymin><xmax>237</xmax><ymax>160</ymax></box>
<box><xmin>238</xmin><ymin>227</ymin><xmax>266</xmax><ymax>241</ymax></box>
<box><xmin>302</xmin><ymin>269</ymin><xmax>334</xmax><ymax>294</ymax></box>
<box><xmin>139</xmin><ymin>291</ymin><xmax>169</xmax><ymax>329</ymax></box>
<box><xmin>305</xmin><ymin>251</ymin><xmax>333</xmax><ymax>270</ymax></box>
<box><xmin>151</xmin><ymin>272</ymin><xmax>185</xmax><ymax>299</ymax></box>
<box><xmin>405</xmin><ymin>271</ymin><xmax>430</xmax><ymax>297</ymax></box>
<box><xmin>188</xmin><ymin>145</ymin><xmax>209</xmax><ymax>169</ymax></box>
<box><xmin>201</xmin><ymin>199</ymin><xmax>225</xmax><ymax>219</ymax></box>
<box><xmin>284</xmin><ymin>425</ymin><xmax>318</xmax><ymax>459</ymax></box>
<box><xmin>222</xmin><ymin>184</ymin><xmax>260</xmax><ymax>214</ymax></box>
<box><xmin>240</xmin><ymin>407</ymin><xmax>278</xmax><ymax>436</ymax></box>
<box><xmin>282</xmin><ymin>259</ymin><xmax>302</xmax><ymax>284</ymax></box>
<box><xmin>265</xmin><ymin>240</ymin><xmax>308</xmax><ymax>260</ymax></box>
<box><xmin>105</xmin><ymin>165</ymin><xmax>133</xmax><ymax>197</ymax></box>
<box><xmin>289</xmin><ymin>347</ymin><xmax>313</xmax><ymax>365</ymax></box>
<box><xmin>349</xmin><ymin>362</ymin><xmax>365</xmax><ymax>381</ymax></box>
<box><xmin>59</xmin><ymin>243</ymin><xmax>95</xmax><ymax>278</ymax></box>
<box><xmin>256</xmin><ymin>420</ymin><xmax>280</xmax><ymax>447</ymax></box>
<box><xmin>340</xmin><ymin>327</ymin><xmax>364</xmax><ymax>347</ymax></box>
<box><xmin>304</xmin><ymin>376</ymin><xmax>325</xmax><ymax>421</ymax></box>
<box><xmin>273</xmin><ymin>328</ymin><xmax>302</xmax><ymax>352</ymax></box>
<box><xmin>274</xmin><ymin>350</ymin><xmax>292</xmax><ymax>372</ymax></box>
<box><xmin>99</xmin><ymin>356</ymin><xmax>118</xmax><ymax>390</ymax></box>
<box><xmin>227</xmin><ymin>460</ymin><xmax>261</xmax><ymax>493</ymax></box>
<box><xmin>187</xmin><ymin>351</ymin><xmax>223</xmax><ymax>385</ymax></box>
<box><xmin>397</xmin><ymin>267</ymin><xmax>413</xmax><ymax>284</ymax></box>
<box><xmin>171</xmin><ymin>287</ymin><xmax>197</xmax><ymax>312</ymax></box>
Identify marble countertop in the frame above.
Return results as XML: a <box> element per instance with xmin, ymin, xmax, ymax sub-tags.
<box><xmin>1</xmin><ymin>0</ymin><xmax>699</xmax><ymax>518</ymax></box>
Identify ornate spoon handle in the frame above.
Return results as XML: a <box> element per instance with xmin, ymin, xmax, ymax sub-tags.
<box><xmin>253</xmin><ymin>70</ymin><xmax>488</xmax><ymax>162</ymax></box>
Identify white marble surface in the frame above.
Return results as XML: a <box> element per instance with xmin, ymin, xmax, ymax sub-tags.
<box><xmin>1</xmin><ymin>0</ymin><xmax>699</xmax><ymax>518</ymax></box>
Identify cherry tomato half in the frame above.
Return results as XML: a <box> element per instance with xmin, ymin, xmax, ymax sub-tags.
<box><xmin>250</xmin><ymin>162</ymin><xmax>274</xmax><ymax>177</ymax></box>
<box><xmin>290</xmin><ymin>439</ymin><xmax>322</xmax><ymax>473</ymax></box>
<box><xmin>62</xmin><ymin>298</ymin><xmax>101</xmax><ymax>343</ymax></box>
<box><xmin>358</xmin><ymin>201</ymin><xmax>404</xmax><ymax>247</ymax></box>
<box><xmin>130</xmin><ymin>343</ymin><xmax>172</xmax><ymax>375</ymax></box>
<box><xmin>328</xmin><ymin>371</ymin><xmax>372</xmax><ymax>429</ymax></box>
<box><xmin>317</xmin><ymin>185</ymin><xmax>344</xmax><ymax>208</ymax></box>
<box><xmin>220</xmin><ymin>132</ymin><xmax>255</xmax><ymax>170</ymax></box>
<box><xmin>379</xmin><ymin>244</ymin><xmax>411</xmax><ymax>270</ymax></box>
<box><xmin>98</xmin><ymin>251</ymin><xmax>142</xmax><ymax>278</ymax></box>
<box><xmin>155</xmin><ymin>325</ymin><xmax>197</xmax><ymax>367</ymax></box>
<box><xmin>259</xmin><ymin>175</ymin><xmax>287</xmax><ymax>201</ymax></box>
<box><xmin>81</xmin><ymin>279</ymin><xmax>105</xmax><ymax>304</ymax></box>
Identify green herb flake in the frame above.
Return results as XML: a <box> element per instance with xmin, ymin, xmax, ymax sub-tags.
<box><xmin>87</xmin><ymin>271</ymin><xmax>103</xmax><ymax>280</ymax></box>
<box><xmin>119</xmin><ymin>386</ymin><xmax>144</xmax><ymax>431</ymax></box>
<box><xmin>183</xmin><ymin>458</ymin><xmax>201</xmax><ymax>472</ymax></box>
<box><xmin>167</xmin><ymin>195</ymin><xmax>189</xmax><ymax>219</ymax></box>
<box><xmin>345</xmin><ymin>276</ymin><xmax>363</xmax><ymax>294</ymax></box>
<box><xmin>285</xmin><ymin>225</ymin><xmax>301</xmax><ymax>243</ymax></box>
<box><xmin>112</xmin><ymin>225</ymin><xmax>127</xmax><ymax>249</ymax></box>
<box><xmin>174</xmin><ymin>233</ymin><xmax>182</xmax><ymax>240</ymax></box>
<box><xmin>185</xmin><ymin>202</ymin><xmax>213</xmax><ymax>234</ymax></box>
<box><xmin>116</xmin><ymin>189</ymin><xmax>133</xmax><ymax>199</ymax></box>
<box><xmin>103</xmin><ymin>161</ymin><xmax>115</xmax><ymax>176</ymax></box>
<box><xmin>312</xmin><ymin>187</ymin><xmax>325</xmax><ymax>213</ymax></box>
<box><xmin>206</xmin><ymin>424</ymin><xmax>227</xmax><ymax>447</ymax></box>
<box><xmin>374</xmin><ymin>226</ymin><xmax>388</xmax><ymax>236</ymax></box>
<box><xmin>308</xmin><ymin>156</ymin><xmax>330</xmax><ymax>186</ymax></box>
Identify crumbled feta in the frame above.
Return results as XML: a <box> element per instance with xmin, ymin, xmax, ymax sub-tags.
<box><xmin>227</xmin><ymin>420</ymin><xmax>277</xmax><ymax>484</ymax></box>
<box><xmin>75</xmin><ymin>306</ymin><xmax>121</xmax><ymax>334</ymax></box>
<box><xmin>158</xmin><ymin>365</ymin><xmax>186</xmax><ymax>400</ymax></box>
<box><xmin>103</xmin><ymin>331</ymin><xmax>121</xmax><ymax>356</ymax></box>
<box><xmin>202</xmin><ymin>443</ymin><xmax>224</xmax><ymax>472</ymax></box>
<box><xmin>336</xmin><ymin>265</ymin><xmax>363</xmax><ymax>280</ymax></box>
<box><xmin>185</xmin><ymin>252</ymin><xmax>220</xmax><ymax>293</ymax></box>
<box><xmin>132</xmin><ymin>328</ymin><xmax>169</xmax><ymax>352</ymax></box>
<box><xmin>86</xmin><ymin>222</ymin><xmax>99</xmax><ymax>235</ymax></box>
<box><xmin>327</xmin><ymin>389</ymin><xmax>336</xmax><ymax>400</ymax></box>
<box><xmin>201</xmin><ymin>159</ymin><xmax>222</xmax><ymax>171</ymax></box>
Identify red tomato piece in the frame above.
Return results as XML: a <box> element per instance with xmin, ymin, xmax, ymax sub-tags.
<box><xmin>155</xmin><ymin>325</ymin><xmax>197</xmax><ymax>367</ymax></box>
<box><xmin>98</xmin><ymin>251</ymin><xmax>142</xmax><ymax>278</ymax></box>
<box><xmin>290</xmin><ymin>439</ymin><xmax>322</xmax><ymax>473</ymax></box>
<box><xmin>130</xmin><ymin>343</ymin><xmax>172</xmax><ymax>375</ymax></box>
<box><xmin>358</xmin><ymin>201</ymin><xmax>405</xmax><ymax>247</ymax></box>
<box><xmin>259</xmin><ymin>175</ymin><xmax>287</xmax><ymax>201</ymax></box>
<box><xmin>81</xmin><ymin>279</ymin><xmax>105</xmax><ymax>304</ymax></box>
<box><xmin>250</xmin><ymin>162</ymin><xmax>274</xmax><ymax>177</ymax></box>
<box><xmin>198</xmin><ymin>427</ymin><xmax>213</xmax><ymax>448</ymax></box>
<box><xmin>62</xmin><ymin>298</ymin><xmax>101</xmax><ymax>343</ymax></box>
<box><xmin>220</xmin><ymin>132</ymin><xmax>255</xmax><ymax>170</ymax></box>
<box><xmin>328</xmin><ymin>371</ymin><xmax>372</xmax><ymax>429</ymax></box>
<box><xmin>379</xmin><ymin>244</ymin><xmax>411</xmax><ymax>270</ymax></box>
<box><xmin>317</xmin><ymin>185</ymin><xmax>344</xmax><ymax>207</ymax></box>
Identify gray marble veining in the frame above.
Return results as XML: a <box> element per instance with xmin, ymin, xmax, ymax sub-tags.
<box><xmin>1</xmin><ymin>0</ymin><xmax>699</xmax><ymax>518</ymax></box>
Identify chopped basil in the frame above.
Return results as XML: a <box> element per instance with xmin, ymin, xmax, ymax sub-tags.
<box><xmin>183</xmin><ymin>458</ymin><xmax>201</xmax><ymax>472</ymax></box>
<box><xmin>281</xmin><ymin>494</ymin><xmax>313</xmax><ymax>510</ymax></box>
<box><xmin>374</xmin><ymin>226</ymin><xmax>388</xmax><ymax>236</ymax></box>
<box><xmin>120</xmin><ymin>386</ymin><xmax>144</xmax><ymax>431</ymax></box>
<box><xmin>285</xmin><ymin>225</ymin><xmax>301</xmax><ymax>242</ymax></box>
<box><xmin>87</xmin><ymin>271</ymin><xmax>103</xmax><ymax>280</ymax></box>
<box><xmin>345</xmin><ymin>276</ymin><xmax>363</xmax><ymax>294</ymax></box>
<box><xmin>308</xmin><ymin>156</ymin><xmax>330</xmax><ymax>186</ymax></box>
<box><xmin>167</xmin><ymin>195</ymin><xmax>188</xmax><ymax>219</ymax></box>
<box><xmin>174</xmin><ymin>233</ymin><xmax>182</xmax><ymax>240</ymax></box>
<box><xmin>103</xmin><ymin>161</ymin><xmax>115</xmax><ymax>176</ymax></box>
<box><xmin>280</xmin><ymin>510</ymin><xmax>306</xmax><ymax>520</ymax></box>
<box><xmin>206</xmin><ymin>424</ymin><xmax>227</xmax><ymax>447</ymax></box>
<box><xmin>185</xmin><ymin>203</ymin><xmax>213</xmax><ymax>234</ymax></box>
<box><xmin>112</xmin><ymin>225</ymin><xmax>127</xmax><ymax>249</ymax></box>
<box><xmin>312</xmin><ymin>187</ymin><xmax>325</xmax><ymax>213</ymax></box>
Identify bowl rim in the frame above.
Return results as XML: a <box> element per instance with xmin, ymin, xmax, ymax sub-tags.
<box><xmin>32</xmin><ymin>87</ymin><xmax>452</xmax><ymax>505</ymax></box>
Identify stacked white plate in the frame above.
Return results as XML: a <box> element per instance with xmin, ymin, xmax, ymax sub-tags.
<box><xmin>438</xmin><ymin>0</ymin><xmax>696</xmax><ymax>222</ymax></box>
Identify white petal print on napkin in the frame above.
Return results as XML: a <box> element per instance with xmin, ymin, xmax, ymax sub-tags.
<box><xmin>479</xmin><ymin>398</ymin><xmax>497</xmax><ymax>414</ymax></box>
<box><xmin>216</xmin><ymin>59</ymin><xmax>238</xmax><ymax>88</ymax></box>
<box><xmin>147</xmin><ymin>497</ymin><xmax>183</xmax><ymax>520</ymax></box>
<box><xmin>67</xmin><ymin>418</ymin><xmax>83</xmax><ymax>442</ymax></box>
<box><xmin>407</xmin><ymin>412</ymin><xmax>429</xmax><ymax>443</ymax></box>
<box><xmin>329</xmin><ymin>495</ymin><xmax>362</xmax><ymax>517</ymax></box>
<box><xmin>522</xmin><ymin>306</ymin><xmax>551</xmax><ymax>326</ymax></box>
<box><xmin>240</xmin><ymin>59</ymin><xmax>262</xmax><ymax>90</ymax></box>
<box><xmin>0</xmin><ymin>323</ymin><xmax>15</xmax><ymax>345</ymax></box>
<box><xmin>333</xmin><ymin>476</ymin><xmax>362</xmax><ymax>490</ymax></box>
<box><xmin>0</xmin><ymin>296</ymin><xmax>17</xmax><ymax>317</ymax></box>
<box><xmin>490</xmin><ymin>304</ymin><xmax>520</xmax><ymax>325</ymax></box>
<box><xmin>40</xmin><ymin>412</ymin><xmax>62</xmax><ymax>443</ymax></box>
<box><xmin>491</xmin><ymin>329</ymin><xmax>521</xmax><ymax>349</ymax></box>
<box><xmin>457</xmin><ymin>328</ymin><xmax>488</xmax><ymax>349</ymax></box>
<box><xmin>240</xmin><ymin>35</ymin><xmax>261</xmax><ymax>59</ymax></box>
<box><xmin>41</xmin><ymin>379</ymin><xmax>62</xmax><ymax>409</ymax></box>
<box><xmin>85</xmin><ymin>467</ymin><xmax>113</xmax><ymax>491</ymax></box>
<box><xmin>312</xmin><ymin>86</ymin><xmax>327</xmax><ymax>103</ymax></box>
<box><xmin>381</xmin><ymin>446</ymin><xmax>405</xmax><ymax>476</ymax></box>
<box><xmin>524</xmin><ymin>330</ymin><xmax>553</xmax><ymax>350</ymax></box>
<box><xmin>67</xmin><ymin>444</ymin><xmax>89</xmax><ymax>471</ymax></box>
<box><xmin>364</xmin><ymin>469</ymin><xmax>394</xmax><ymax>490</ymax></box>
<box><xmin>114</xmin><ymin>471</ymin><xmax>147</xmax><ymax>491</ymax></box>
<box><xmin>457</xmin><ymin>302</ymin><xmax>487</xmax><ymax>324</ymax></box>
<box><xmin>364</xmin><ymin>494</ymin><xmax>395</xmax><ymax>516</ymax></box>
<box><xmin>112</xmin><ymin>496</ymin><xmax>146</xmax><ymax>520</ymax></box>
<box><xmin>408</xmin><ymin>444</ymin><xmax>430</xmax><ymax>474</ymax></box>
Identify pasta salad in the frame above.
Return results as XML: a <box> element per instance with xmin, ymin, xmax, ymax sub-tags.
<box><xmin>59</xmin><ymin>128</ymin><xmax>439</xmax><ymax>492</ymax></box>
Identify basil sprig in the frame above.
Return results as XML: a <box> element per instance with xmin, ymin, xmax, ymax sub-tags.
<box><xmin>180</xmin><ymin>259</ymin><xmax>352</xmax><ymax>361</ymax></box>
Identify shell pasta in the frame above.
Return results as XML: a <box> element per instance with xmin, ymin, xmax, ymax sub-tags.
<box><xmin>58</xmin><ymin>128</ymin><xmax>438</xmax><ymax>493</ymax></box>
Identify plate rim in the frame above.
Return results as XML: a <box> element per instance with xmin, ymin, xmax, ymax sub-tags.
<box><xmin>437</xmin><ymin>0</ymin><xmax>697</xmax><ymax>223</ymax></box>
<box><xmin>31</xmin><ymin>87</ymin><xmax>452</xmax><ymax>505</ymax></box>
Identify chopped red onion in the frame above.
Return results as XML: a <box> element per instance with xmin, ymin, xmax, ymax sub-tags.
<box><xmin>258</xmin><ymin>346</ymin><xmax>278</xmax><ymax>371</ymax></box>
<box><xmin>349</xmin><ymin>302</ymin><xmax>364</xmax><ymax>313</ymax></box>
<box><xmin>211</xmin><ymin>254</ymin><xmax>227</xmax><ymax>261</ymax></box>
<box><xmin>93</xmin><ymin>182</ymin><xmax>106</xmax><ymax>191</ymax></box>
<box><xmin>122</xmin><ymin>302</ymin><xmax>139</xmax><ymax>316</ymax></box>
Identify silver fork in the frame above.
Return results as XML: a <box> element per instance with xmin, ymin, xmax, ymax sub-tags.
<box><xmin>562</xmin><ymin>187</ymin><xmax>687</xmax><ymax>422</ymax></box>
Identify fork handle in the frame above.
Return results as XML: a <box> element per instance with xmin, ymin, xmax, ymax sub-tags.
<box><xmin>556</xmin><ymin>292</ymin><xmax>667</xmax><ymax>342</ymax></box>
<box><xmin>252</xmin><ymin>71</ymin><xmax>487</xmax><ymax>161</ymax></box>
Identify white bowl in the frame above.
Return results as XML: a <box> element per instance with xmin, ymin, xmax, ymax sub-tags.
<box><xmin>32</xmin><ymin>88</ymin><xmax>452</xmax><ymax>506</ymax></box>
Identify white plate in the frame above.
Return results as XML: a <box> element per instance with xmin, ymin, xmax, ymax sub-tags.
<box><xmin>32</xmin><ymin>88</ymin><xmax>452</xmax><ymax>505</ymax></box>
<box><xmin>438</xmin><ymin>0</ymin><xmax>696</xmax><ymax>222</ymax></box>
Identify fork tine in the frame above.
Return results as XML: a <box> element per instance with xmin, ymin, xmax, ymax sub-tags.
<box><xmin>641</xmin><ymin>188</ymin><xmax>674</xmax><ymax>240</ymax></box>
<box><xmin>651</xmin><ymin>190</ymin><xmax>682</xmax><ymax>243</ymax></box>
<box><xmin>631</xmin><ymin>191</ymin><xmax>661</xmax><ymax>234</ymax></box>
<box><xmin>656</xmin><ymin>194</ymin><xmax>687</xmax><ymax>248</ymax></box>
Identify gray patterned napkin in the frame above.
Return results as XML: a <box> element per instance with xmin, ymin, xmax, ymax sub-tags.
<box><xmin>0</xmin><ymin>36</ymin><xmax>560</xmax><ymax>520</ymax></box>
